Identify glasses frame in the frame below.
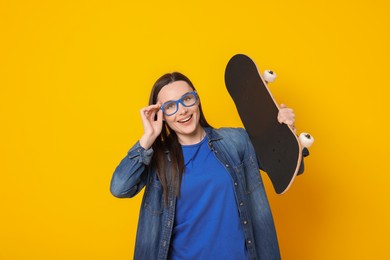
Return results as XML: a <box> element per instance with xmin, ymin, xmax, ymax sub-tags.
<box><xmin>160</xmin><ymin>91</ymin><xmax>199</xmax><ymax>116</ymax></box>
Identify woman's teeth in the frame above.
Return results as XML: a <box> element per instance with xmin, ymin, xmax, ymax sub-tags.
<box><xmin>179</xmin><ymin>115</ymin><xmax>192</xmax><ymax>123</ymax></box>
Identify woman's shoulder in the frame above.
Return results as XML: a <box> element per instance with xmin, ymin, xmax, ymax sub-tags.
<box><xmin>214</xmin><ymin>126</ymin><xmax>246</xmax><ymax>134</ymax></box>
<box><xmin>209</xmin><ymin>127</ymin><xmax>249</xmax><ymax>142</ymax></box>
<box><xmin>206</xmin><ymin>127</ymin><xmax>254</xmax><ymax>158</ymax></box>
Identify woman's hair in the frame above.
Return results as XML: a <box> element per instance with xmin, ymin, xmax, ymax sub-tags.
<box><xmin>149</xmin><ymin>72</ymin><xmax>211</xmax><ymax>205</ymax></box>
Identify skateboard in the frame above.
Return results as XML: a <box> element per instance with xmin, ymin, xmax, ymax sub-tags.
<box><xmin>224</xmin><ymin>54</ymin><xmax>313</xmax><ymax>194</ymax></box>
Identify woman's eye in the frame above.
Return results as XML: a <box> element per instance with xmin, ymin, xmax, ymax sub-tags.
<box><xmin>165</xmin><ymin>102</ymin><xmax>175</xmax><ymax>110</ymax></box>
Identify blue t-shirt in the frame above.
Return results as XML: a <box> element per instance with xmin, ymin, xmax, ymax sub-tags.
<box><xmin>169</xmin><ymin>137</ymin><xmax>248</xmax><ymax>260</ymax></box>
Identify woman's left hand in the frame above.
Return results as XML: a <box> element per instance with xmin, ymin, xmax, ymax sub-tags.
<box><xmin>277</xmin><ymin>104</ymin><xmax>296</xmax><ymax>133</ymax></box>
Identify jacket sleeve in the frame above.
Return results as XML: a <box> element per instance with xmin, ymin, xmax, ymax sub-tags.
<box><xmin>110</xmin><ymin>141</ymin><xmax>153</xmax><ymax>198</ymax></box>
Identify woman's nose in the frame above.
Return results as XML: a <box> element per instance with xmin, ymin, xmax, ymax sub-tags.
<box><xmin>177</xmin><ymin>104</ymin><xmax>188</xmax><ymax>115</ymax></box>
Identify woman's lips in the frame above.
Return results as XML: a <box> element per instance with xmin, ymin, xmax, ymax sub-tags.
<box><xmin>178</xmin><ymin>115</ymin><xmax>192</xmax><ymax>123</ymax></box>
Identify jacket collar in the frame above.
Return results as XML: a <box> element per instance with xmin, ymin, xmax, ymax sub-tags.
<box><xmin>204</xmin><ymin>127</ymin><xmax>223</xmax><ymax>142</ymax></box>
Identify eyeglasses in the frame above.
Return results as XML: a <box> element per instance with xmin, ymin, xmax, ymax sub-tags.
<box><xmin>160</xmin><ymin>91</ymin><xmax>198</xmax><ymax>116</ymax></box>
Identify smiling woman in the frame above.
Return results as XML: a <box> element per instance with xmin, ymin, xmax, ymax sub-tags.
<box><xmin>110</xmin><ymin>71</ymin><xmax>303</xmax><ymax>259</ymax></box>
<box><xmin>138</xmin><ymin>72</ymin><xmax>211</xmax><ymax>209</ymax></box>
<box><xmin>157</xmin><ymin>83</ymin><xmax>204</xmax><ymax>145</ymax></box>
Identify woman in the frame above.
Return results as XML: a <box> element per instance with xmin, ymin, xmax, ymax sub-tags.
<box><xmin>110</xmin><ymin>72</ymin><xmax>301</xmax><ymax>260</ymax></box>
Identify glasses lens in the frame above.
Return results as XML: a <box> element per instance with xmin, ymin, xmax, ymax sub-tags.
<box><xmin>181</xmin><ymin>92</ymin><xmax>197</xmax><ymax>107</ymax></box>
<box><xmin>162</xmin><ymin>101</ymin><xmax>177</xmax><ymax>115</ymax></box>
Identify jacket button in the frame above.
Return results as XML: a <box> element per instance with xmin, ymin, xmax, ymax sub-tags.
<box><xmin>239</xmin><ymin>202</ymin><xmax>244</xmax><ymax>206</ymax></box>
<box><xmin>225</xmin><ymin>164</ymin><xmax>230</xmax><ymax>168</ymax></box>
<box><xmin>247</xmin><ymin>240</ymin><xmax>252</xmax><ymax>244</ymax></box>
<box><xmin>234</xmin><ymin>182</ymin><xmax>238</xmax><ymax>186</ymax></box>
<box><xmin>243</xmin><ymin>220</ymin><xmax>248</xmax><ymax>225</ymax></box>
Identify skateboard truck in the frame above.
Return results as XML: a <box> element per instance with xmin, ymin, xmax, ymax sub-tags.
<box><xmin>263</xmin><ymin>70</ymin><xmax>315</xmax><ymax>149</ymax></box>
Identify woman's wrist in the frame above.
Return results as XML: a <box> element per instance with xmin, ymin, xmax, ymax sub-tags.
<box><xmin>139</xmin><ymin>134</ymin><xmax>154</xmax><ymax>150</ymax></box>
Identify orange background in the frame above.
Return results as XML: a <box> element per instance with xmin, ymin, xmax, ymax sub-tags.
<box><xmin>1</xmin><ymin>0</ymin><xmax>389</xmax><ymax>259</ymax></box>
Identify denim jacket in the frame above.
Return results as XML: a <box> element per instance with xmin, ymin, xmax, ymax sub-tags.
<box><xmin>111</xmin><ymin>127</ymin><xmax>283</xmax><ymax>260</ymax></box>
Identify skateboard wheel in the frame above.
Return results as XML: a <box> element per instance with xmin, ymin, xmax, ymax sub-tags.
<box><xmin>299</xmin><ymin>132</ymin><xmax>314</xmax><ymax>148</ymax></box>
<box><xmin>263</xmin><ymin>70</ymin><xmax>277</xmax><ymax>83</ymax></box>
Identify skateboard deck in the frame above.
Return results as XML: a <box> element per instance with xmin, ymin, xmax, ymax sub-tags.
<box><xmin>225</xmin><ymin>54</ymin><xmax>302</xmax><ymax>194</ymax></box>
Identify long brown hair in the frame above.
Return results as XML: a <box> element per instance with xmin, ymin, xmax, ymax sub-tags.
<box><xmin>149</xmin><ymin>72</ymin><xmax>211</xmax><ymax>205</ymax></box>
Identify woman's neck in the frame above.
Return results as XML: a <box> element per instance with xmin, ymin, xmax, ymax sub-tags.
<box><xmin>177</xmin><ymin>127</ymin><xmax>206</xmax><ymax>145</ymax></box>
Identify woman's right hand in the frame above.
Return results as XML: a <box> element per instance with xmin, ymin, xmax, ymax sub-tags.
<box><xmin>139</xmin><ymin>104</ymin><xmax>163</xmax><ymax>149</ymax></box>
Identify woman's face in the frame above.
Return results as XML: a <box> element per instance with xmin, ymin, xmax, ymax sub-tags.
<box><xmin>157</xmin><ymin>80</ymin><xmax>203</xmax><ymax>145</ymax></box>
